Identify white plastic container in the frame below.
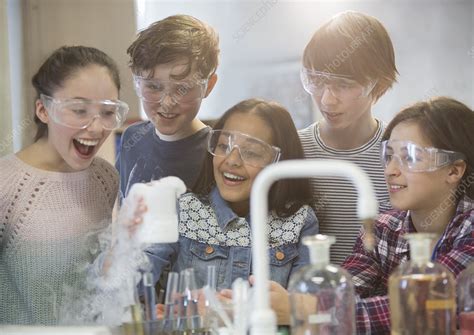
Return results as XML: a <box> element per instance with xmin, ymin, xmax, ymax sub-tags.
<box><xmin>126</xmin><ymin>176</ymin><xmax>186</xmax><ymax>244</ymax></box>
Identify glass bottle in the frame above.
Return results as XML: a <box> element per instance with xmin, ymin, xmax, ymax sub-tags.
<box><xmin>458</xmin><ymin>262</ymin><xmax>474</xmax><ymax>335</ymax></box>
<box><xmin>388</xmin><ymin>233</ymin><xmax>456</xmax><ymax>335</ymax></box>
<box><xmin>288</xmin><ymin>235</ymin><xmax>356</xmax><ymax>335</ymax></box>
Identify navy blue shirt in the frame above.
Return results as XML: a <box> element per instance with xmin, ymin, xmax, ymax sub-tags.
<box><xmin>116</xmin><ymin>121</ymin><xmax>210</xmax><ymax>200</ymax></box>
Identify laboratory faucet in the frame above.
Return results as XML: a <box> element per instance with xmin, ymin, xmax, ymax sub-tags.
<box><xmin>249</xmin><ymin>159</ymin><xmax>378</xmax><ymax>335</ymax></box>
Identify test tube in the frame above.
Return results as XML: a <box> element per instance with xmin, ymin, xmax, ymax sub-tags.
<box><xmin>203</xmin><ymin>265</ymin><xmax>217</xmax><ymax>328</ymax></box>
<box><xmin>163</xmin><ymin>272</ymin><xmax>179</xmax><ymax>332</ymax></box>
<box><xmin>131</xmin><ymin>284</ymin><xmax>144</xmax><ymax>335</ymax></box>
<box><xmin>233</xmin><ymin>278</ymin><xmax>250</xmax><ymax>335</ymax></box>
<box><xmin>179</xmin><ymin>268</ymin><xmax>201</xmax><ymax>331</ymax></box>
<box><xmin>207</xmin><ymin>265</ymin><xmax>217</xmax><ymax>291</ymax></box>
<box><xmin>143</xmin><ymin>271</ymin><xmax>156</xmax><ymax>322</ymax></box>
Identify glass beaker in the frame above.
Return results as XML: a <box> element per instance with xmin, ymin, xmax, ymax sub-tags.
<box><xmin>388</xmin><ymin>233</ymin><xmax>456</xmax><ymax>335</ymax></box>
<box><xmin>288</xmin><ymin>235</ymin><xmax>356</xmax><ymax>335</ymax></box>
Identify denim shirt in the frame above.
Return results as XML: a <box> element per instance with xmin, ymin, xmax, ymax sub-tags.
<box><xmin>145</xmin><ymin>187</ymin><xmax>318</xmax><ymax>290</ymax></box>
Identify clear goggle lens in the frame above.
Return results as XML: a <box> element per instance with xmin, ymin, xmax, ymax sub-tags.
<box><xmin>300</xmin><ymin>68</ymin><xmax>376</xmax><ymax>100</ymax></box>
<box><xmin>207</xmin><ymin>130</ymin><xmax>281</xmax><ymax>168</ymax></box>
<box><xmin>133</xmin><ymin>75</ymin><xmax>208</xmax><ymax>104</ymax></box>
<box><xmin>40</xmin><ymin>94</ymin><xmax>129</xmax><ymax>130</ymax></box>
<box><xmin>381</xmin><ymin>140</ymin><xmax>466</xmax><ymax>172</ymax></box>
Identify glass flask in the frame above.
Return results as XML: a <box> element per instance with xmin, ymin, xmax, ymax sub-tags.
<box><xmin>388</xmin><ymin>233</ymin><xmax>456</xmax><ymax>335</ymax></box>
<box><xmin>288</xmin><ymin>234</ymin><xmax>356</xmax><ymax>335</ymax></box>
<box><xmin>458</xmin><ymin>262</ymin><xmax>474</xmax><ymax>335</ymax></box>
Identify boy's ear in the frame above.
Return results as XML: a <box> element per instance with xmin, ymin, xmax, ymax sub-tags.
<box><xmin>446</xmin><ymin>160</ymin><xmax>467</xmax><ymax>184</ymax></box>
<box><xmin>204</xmin><ymin>73</ymin><xmax>218</xmax><ymax>98</ymax></box>
<box><xmin>35</xmin><ymin>98</ymin><xmax>49</xmax><ymax>124</ymax></box>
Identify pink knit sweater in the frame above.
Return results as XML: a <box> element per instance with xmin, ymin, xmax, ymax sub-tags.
<box><xmin>0</xmin><ymin>154</ymin><xmax>118</xmax><ymax>325</ymax></box>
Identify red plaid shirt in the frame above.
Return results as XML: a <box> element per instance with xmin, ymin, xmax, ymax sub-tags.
<box><xmin>342</xmin><ymin>195</ymin><xmax>474</xmax><ymax>335</ymax></box>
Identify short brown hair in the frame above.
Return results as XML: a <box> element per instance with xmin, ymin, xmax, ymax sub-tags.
<box><xmin>383</xmin><ymin>97</ymin><xmax>474</xmax><ymax>198</ymax></box>
<box><xmin>193</xmin><ymin>98</ymin><xmax>313</xmax><ymax>217</ymax></box>
<box><xmin>127</xmin><ymin>15</ymin><xmax>219</xmax><ymax>80</ymax></box>
<box><xmin>303</xmin><ymin>11</ymin><xmax>398</xmax><ymax>102</ymax></box>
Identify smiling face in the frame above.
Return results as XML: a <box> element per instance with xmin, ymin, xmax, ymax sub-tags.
<box><xmin>36</xmin><ymin>65</ymin><xmax>118</xmax><ymax>171</ymax></box>
<box><xmin>213</xmin><ymin>112</ymin><xmax>274</xmax><ymax>216</ymax></box>
<box><xmin>384</xmin><ymin>121</ymin><xmax>455</xmax><ymax>213</ymax></box>
<box><xmin>137</xmin><ymin>60</ymin><xmax>216</xmax><ymax>140</ymax></box>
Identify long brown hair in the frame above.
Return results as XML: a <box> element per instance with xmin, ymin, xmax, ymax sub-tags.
<box><xmin>383</xmin><ymin>96</ymin><xmax>474</xmax><ymax>198</ymax></box>
<box><xmin>31</xmin><ymin>46</ymin><xmax>121</xmax><ymax>141</ymax></box>
<box><xmin>193</xmin><ymin>98</ymin><xmax>313</xmax><ymax>217</ymax></box>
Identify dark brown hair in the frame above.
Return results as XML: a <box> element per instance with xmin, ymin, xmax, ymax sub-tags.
<box><xmin>383</xmin><ymin>97</ymin><xmax>474</xmax><ymax>198</ymax></box>
<box><xmin>193</xmin><ymin>98</ymin><xmax>313</xmax><ymax>217</ymax></box>
<box><xmin>127</xmin><ymin>15</ymin><xmax>219</xmax><ymax>80</ymax></box>
<box><xmin>31</xmin><ymin>46</ymin><xmax>121</xmax><ymax>141</ymax></box>
<box><xmin>303</xmin><ymin>11</ymin><xmax>398</xmax><ymax>102</ymax></box>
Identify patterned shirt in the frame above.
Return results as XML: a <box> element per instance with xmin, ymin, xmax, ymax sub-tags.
<box><xmin>145</xmin><ymin>187</ymin><xmax>319</xmax><ymax>290</ymax></box>
<box><xmin>179</xmin><ymin>190</ymin><xmax>312</xmax><ymax>248</ymax></box>
<box><xmin>342</xmin><ymin>195</ymin><xmax>474</xmax><ymax>334</ymax></box>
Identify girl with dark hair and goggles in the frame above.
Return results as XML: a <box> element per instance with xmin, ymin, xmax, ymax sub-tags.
<box><xmin>40</xmin><ymin>94</ymin><xmax>129</xmax><ymax>131</ymax></box>
<box><xmin>207</xmin><ymin>129</ymin><xmax>281</xmax><ymax>168</ymax></box>
<box><xmin>381</xmin><ymin>140</ymin><xmax>466</xmax><ymax>173</ymax></box>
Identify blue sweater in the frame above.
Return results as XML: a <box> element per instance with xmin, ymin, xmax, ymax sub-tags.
<box><xmin>116</xmin><ymin>121</ymin><xmax>210</xmax><ymax>200</ymax></box>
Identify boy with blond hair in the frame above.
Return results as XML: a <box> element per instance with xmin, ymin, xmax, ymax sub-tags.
<box><xmin>298</xmin><ymin>11</ymin><xmax>398</xmax><ymax>264</ymax></box>
<box><xmin>117</xmin><ymin>15</ymin><xmax>219</xmax><ymax>199</ymax></box>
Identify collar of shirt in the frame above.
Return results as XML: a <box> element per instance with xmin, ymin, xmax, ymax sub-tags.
<box><xmin>456</xmin><ymin>194</ymin><xmax>474</xmax><ymax>215</ymax></box>
<box><xmin>209</xmin><ymin>187</ymin><xmax>250</xmax><ymax>231</ymax></box>
<box><xmin>386</xmin><ymin>194</ymin><xmax>473</xmax><ymax>260</ymax></box>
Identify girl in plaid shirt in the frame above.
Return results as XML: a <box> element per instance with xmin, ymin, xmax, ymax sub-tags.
<box><xmin>342</xmin><ymin>96</ymin><xmax>474</xmax><ymax>333</ymax></box>
<box><xmin>257</xmin><ymin>97</ymin><xmax>474</xmax><ymax>334</ymax></box>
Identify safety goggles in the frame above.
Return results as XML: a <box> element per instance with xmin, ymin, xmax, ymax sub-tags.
<box><xmin>381</xmin><ymin>140</ymin><xmax>466</xmax><ymax>172</ymax></box>
<box><xmin>40</xmin><ymin>94</ymin><xmax>129</xmax><ymax>130</ymax></box>
<box><xmin>133</xmin><ymin>75</ymin><xmax>208</xmax><ymax>104</ymax></box>
<box><xmin>300</xmin><ymin>67</ymin><xmax>377</xmax><ymax>100</ymax></box>
<box><xmin>207</xmin><ymin>130</ymin><xmax>281</xmax><ymax>168</ymax></box>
